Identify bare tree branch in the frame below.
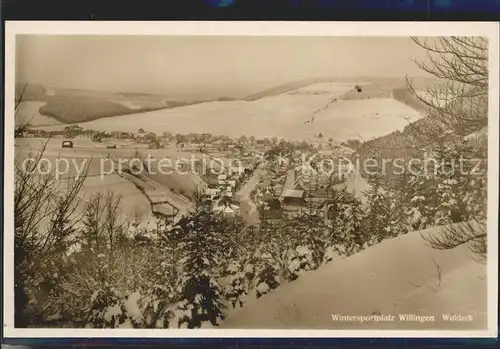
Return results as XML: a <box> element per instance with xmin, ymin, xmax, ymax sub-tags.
<box><xmin>421</xmin><ymin>220</ymin><xmax>487</xmax><ymax>264</ymax></box>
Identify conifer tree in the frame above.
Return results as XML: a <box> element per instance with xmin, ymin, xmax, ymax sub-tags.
<box><xmin>324</xmin><ymin>189</ymin><xmax>365</xmax><ymax>256</ymax></box>
<box><xmin>176</xmin><ymin>197</ymin><xmax>225</xmax><ymax>328</ymax></box>
<box><xmin>407</xmin><ymin>37</ymin><xmax>488</xmax><ymax>261</ymax></box>
<box><xmin>363</xmin><ymin>172</ymin><xmax>395</xmax><ymax>243</ymax></box>
<box><xmin>285</xmin><ymin>196</ymin><xmax>325</xmax><ymax>281</ymax></box>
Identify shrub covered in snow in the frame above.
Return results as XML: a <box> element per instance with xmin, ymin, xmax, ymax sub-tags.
<box><xmin>224</xmin><ymin>261</ymin><xmax>250</xmax><ymax>309</ymax></box>
<box><xmin>176</xmin><ymin>274</ymin><xmax>225</xmax><ymax>328</ymax></box>
<box><xmin>286</xmin><ymin>245</ymin><xmax>316</xmax><ymax>281</ymax></box>
<box><xmin>323</xmin><ymin>190</ymin><xmax>366</xmax><ymax>256</ymax></box>
<box><xmin>254</xmin><ymin>256</ymin><xmax>281</xmax><ymax>298</ymax></box>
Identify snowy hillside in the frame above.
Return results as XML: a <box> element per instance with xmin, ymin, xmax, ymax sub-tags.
<box><xmin>37</xmin><ymin>82</ymin><xmax>423</xmax><ymax>142</ymax></box>
<box><xmin>220</xmin><ymin>223</ymin><xmax>487</xmax><ymax>330</ymax></box>
<box><xmin>16</xmin><ymin>101</ymin><xmax>63</xmax><ymax>127</ymax></box>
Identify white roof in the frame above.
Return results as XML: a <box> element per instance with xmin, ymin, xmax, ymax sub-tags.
<box><xmin>205</xmin><ymin>188</ymin><xmax>219</xmax><ymax>195</ymax></box>
<box><xmin>214</xmin><ymin>204</ymin><xmax>239</xmax><ymax>213</ymax></box>
<box><xmin>281</xmin><ymin>189</ymin><xmax>304</xmax><ymax>198</ymax></box>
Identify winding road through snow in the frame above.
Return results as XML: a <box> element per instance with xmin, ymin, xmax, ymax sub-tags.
<box><xmin>235</xmin><ymin>162</ymin><xmax>267</xmax><ymax>227</ymax></box>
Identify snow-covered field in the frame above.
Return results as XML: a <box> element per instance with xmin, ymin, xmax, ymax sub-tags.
<box><xmin>16</xmin><ymin>101</ymin><xmax>63</xmax><ymax>127</ymax></box>
<box><xmin>35</xmin><ymin>82</ymin><xmax>423</xmax><ymax>142</ymax></box>
<box><xmin>289</xmin><ymin>82</ymin><xmax>366</xmax><ymax>94</ymax></box>
<box><xmin>77</xmin><ymin>174</ymin><xmax>152</xmax><ymax>221</ymax></box>
<box><xmin>111</xmin><ymin>100</ymin><xmax>144</xmax><ymax>110</ymax></box>
<box><xmin>220</xmin><ymin>223</ymin><xmax>487</xmax><ymax>330</ymax></box>
<box><xmin>14</xmin><ymin>138</ymin><xmax>196</xmax><ymax>223</ymax></box>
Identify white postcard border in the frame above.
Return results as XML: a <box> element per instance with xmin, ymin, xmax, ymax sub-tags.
<box><xmin>3</xmin><ymin>20</ymin><xmax>499</xmax><ymax>339</ymax></box>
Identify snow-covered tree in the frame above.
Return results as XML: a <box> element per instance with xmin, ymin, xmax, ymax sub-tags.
<box><xmin>285</xmin><ymin>204</ymin><xmax>325</xmax><ymax>281</ymax></box>
<box><xmin>14</xmin><ymin>142</ymin><xmax>88</xmax><ymax>326</ymax></box>
<box><xmin>176</xmin><ymin>274</ymin><xmax>225</xmax><ymax>328</ymax></box>
<box><xmin>420</xmin><ymin>138</ymin><xmax>487</xmax><ymax>262</ymax></box>
<box><xmin>254</xmin><ymin>252</ymin><xmax>281</xmax><ymax>299</ymax></box>
<box><xmin>406</xmin><ymin>37</ymin><xmax>488</xmax><ymax>262</ymax></box>
<box><xmin>251</xmin><ymin>219</ymin><xmax>286</xmax><ymax>298</ymax></box>
<box><xmin>176</xmin><ymin>200</ymin><xmax>226</xmax><ymax>328</ymax></box>
<box><xmin>324</xmin><ymin>189</ymin><xmax>366</xmax><ymax>257</ymax></box>
<box><xmin>224</xmin><ymin>261</ymin><xmax>248</xmax><ymax>309</ymax></box>
<box><xmin>404</xmin><ymin>169</ymin><xmax>439</xmax><ymax>231</ymax></box>
<box><xmin>386</xmin><ymin>171</ymin><xmax>412</xmax><ymax>236</ymax></box>
<box><xmin>223</xmin><ymin>225</ymin><xmax>258</xmax><ymax>309</ymax></box>
<box><xmin>431</xmin><ymin>138</ymin><xmax>487</xmax><ymax>224</ymax></box>
<box><xmin>363</xmin><ymin>173</ymin><xmax>398</xmax><ymax>243</ymax></box>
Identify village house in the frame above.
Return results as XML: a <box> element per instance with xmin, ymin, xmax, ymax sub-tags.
<box><xmin>135</xmin><ymin>130</ymin><xmax>148</xmax><ymax>142</ymax></box>
<box><xmin>281</xmin><ymin>163</ymin><xmax>347</xmax><ymax>202</ymax></box>
<box><xmin>260</xmin><ymin>192</ymin><xmax>283</xmax><ymax>220</ymax></box>
<box><xmin>205</xmin><ymin>188</ymin><xmax>220</xmax><ymax>200</ymax></box>
<box><xmin>81</xmin><ymin>129</ymin><xmax>96</xmax><ymax>139</ymax></box>
<box><xmin>111</xmin><ymin>131</ymin><xmax>133</xmax><ymax>139</ymax></box>
<box><xmin>214</xmin><ymin>203</ymin><xmax>240</xmax><ymax>217</ymax></box>
<box><xmin>217</xmin><ymin>174</ymin><xmax>228</xmax><ymax>185</ymax></box>
<box><xmin>280</xmin><ymin>189</ymin><xmax>306</xmax><ymax>206</ymax></box>
<box><xmin>203</xmin><ymin>143</ymin><xmax>219</xmax><ymax>153</ymax></box>
<box><xmin>21</xmin><ymin>129</ymin><xmax>38</xmax><ymax>138</ymax></box>
<box><xmin>254</xmin><ymin>140</ymin><xmax>268</xmax><ymax>149</ymax></box>
<box><xmin>310</xmin><ymin>139</ymin><xmax>332</xmax><ymax>150</ymax></box>
<box><xmin>228</xmin><ymin>166</ymin><xmax>244</xmax><ymax>177</ymax></box>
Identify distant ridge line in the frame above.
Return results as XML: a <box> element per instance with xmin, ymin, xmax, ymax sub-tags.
<box><xmin>243</xmin><ymin>76</ymin><xmax>369</xmax><ymax>101</ymax></box>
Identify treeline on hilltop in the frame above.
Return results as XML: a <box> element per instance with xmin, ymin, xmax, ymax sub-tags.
<box><xmin>14</xmin><ymin>83</ymin><xmax>205</xmax><ymax>124</ymax></box>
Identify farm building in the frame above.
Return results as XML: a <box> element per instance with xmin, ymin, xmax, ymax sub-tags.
<box><xmin>229</xmin><ymin>166</ymin><xmax>244</xmax><ymax>176</ymax></box>
<box><xmin>205</xmin><ymin>188</ymin><xmax>220</xmax><ymax>199</ymax></box>
<box><xmin>218</xmin><ymin>174</ymin><xmax>228</xmax><ymax>185</ymax></box>
<box><xmin>214</xmin><ymin>203</ymin><xmax>240</xmax><ymax>217</ymax></box>
<box><xmin>61</xmin><ymin>140</ymin><xmax>74</xmax><ymax>148</ymax></box>
<box><xmin>281</xmin><ymin>189</ymin><xmax>305</xmax><ymax>206</ymax></box>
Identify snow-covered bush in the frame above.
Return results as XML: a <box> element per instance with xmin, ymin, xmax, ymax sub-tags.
<box><xmin>224</xmin><ymin>261</ymin><xmax>250</xmax><ymax>309</ymax></box>
<box><xmin>396</xmin><ymin>138</ymin><xmax>487</xmax><ymax>231</ymax></box>
<box><xmin>225</xmin><ymin>274</ymin><xmax>248</xmax><ymax>309</ymax></box>
<box><xmin>253</xmin><ymin>252</ymin><xmax>281</xmax><ymax>298</ymax></box>
<box><xmin>14</xmin><ymin>143</ymin><xmax>87</xmax><ymax>326</ymax></box>
<box><xmin>174</xmin><ymin>200</ymin><xmax>229</xmax><ymax>328</ymax></box>
<box><xmin>322</xmin><ymin>245</ymin><xmax>347</xmax><ymax>264</ymax></box>
<box><xmin>176</xmin><ymin>274</ymin><xmax>225</xmax><ymax>328</ymax></box>
<box><xmin>324</xmin><ymin>190</ymin><xmax>366</xmax><ymax>256</ymax></box>
<box><xmin>362</xmin><ymin>174</ymin><xmax>401</xmax><ymax>243</ymax></box>
<box><xmin>285</xmin><ymin>245</ymin><xmax>317</xmax><ymax>281</ymax></box>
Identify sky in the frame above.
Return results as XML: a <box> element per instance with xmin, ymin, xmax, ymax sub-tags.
<box><xmin>16</xmin><ymin>35</ymin><xmax>432</xmax><ymax>100</ymax></box>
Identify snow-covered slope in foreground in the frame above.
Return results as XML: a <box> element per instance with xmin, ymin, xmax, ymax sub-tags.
<box><xmin>221</xmin><ymin>224</ymin><xmax>487</xmax><ymax>330</ymax></box>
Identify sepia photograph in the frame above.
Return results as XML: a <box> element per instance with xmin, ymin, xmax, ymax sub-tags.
<box><xmin>3</xmin><ymin>21</ymin><xmax>498</xmax><ymax>337</ymax></box>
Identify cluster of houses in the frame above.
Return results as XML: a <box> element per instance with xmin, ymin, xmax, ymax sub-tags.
<box><xmin>280</xmin><ymin>164</ymin><xmax>347</xmax><ymax>208</ymax></box>
<box><xmin>19</xmin><ymin>125</ymin><xmax>274</xmax><ymax>153</ymax></box>
<box><xmin>201</xmin><ymin>158</ymin><xmax>260</xmax><ymax>217</ymax></box>
<box><xmin>256</xmin><ymin>148</ymin><xmax>355</xmax><ymax>221</ymax></box>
